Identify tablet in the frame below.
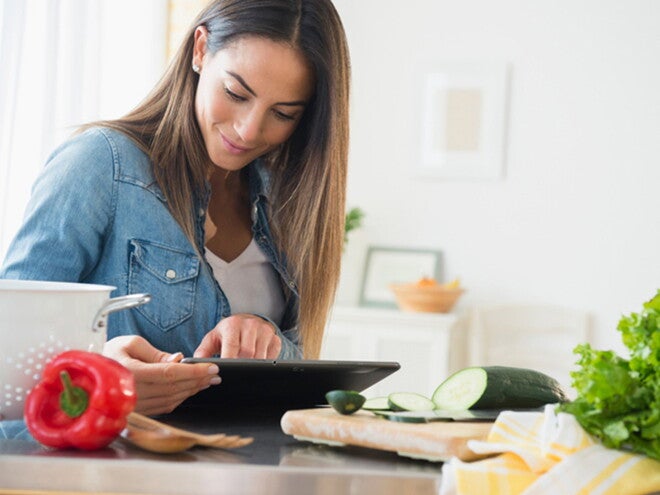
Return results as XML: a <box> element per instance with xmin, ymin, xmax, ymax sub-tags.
<box><xmin>179</xmin><ymin>358</ymin><xmax>400</xmax><ymax>411</ymax></box>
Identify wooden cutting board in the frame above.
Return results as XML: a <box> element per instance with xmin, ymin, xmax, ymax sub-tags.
<box><xmin>280</xmin><ymin>408</ymin><xmax>493</xmax><ymax>462</ymax></box>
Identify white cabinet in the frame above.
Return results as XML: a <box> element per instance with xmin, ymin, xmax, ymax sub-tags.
<box><xmin>321</xmin><ymin>306</ymin><xmax>467</xmax><ymax>398</ymax></box>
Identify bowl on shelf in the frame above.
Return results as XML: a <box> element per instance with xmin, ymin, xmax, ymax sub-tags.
<box><xmin>389</xmin><ymin>279</ymin><xmax>464</xmax><ymax>313</ymax></box>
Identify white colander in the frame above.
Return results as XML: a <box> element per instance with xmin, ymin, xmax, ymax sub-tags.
<box><xmin>0</xmin><ymin>280</ymin><xmax>150</xmax><ymax>420</ymax></box>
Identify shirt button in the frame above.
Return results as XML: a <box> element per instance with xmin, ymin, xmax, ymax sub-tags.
<box><xmin>166</xmin><ymin>269</ymin><xmax>177</xmax><ymax>279</ymax></box>
<box><xmin>251</xmin><ymin>205</ymin><xmax>258</xmax><ymax>222</ymax></box>
<box><xmin>288</xmin><ymin>280</ymin><xmax>296</xmax><ymax>289</ymax></box>
<box><xmin>198</xmin><ymin>208</ymin><xmax>205</xmax><ymax>217</ymax></box>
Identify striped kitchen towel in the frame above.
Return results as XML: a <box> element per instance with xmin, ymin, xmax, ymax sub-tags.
<box><xmin>439</xmin><ymin>405</ymin><xmax>660</xmax><ymax>495</ymax></box>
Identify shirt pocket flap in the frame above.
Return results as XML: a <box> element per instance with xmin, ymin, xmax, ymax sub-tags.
<box><xmin>130</xmin><ymin>239</ymin><xmax>199</xmax><ymax>283</ymax></box>
<box><xmin>128</xmin><ymin>239</ymin><xmax>200</xmax><ymax>332</ymax></box>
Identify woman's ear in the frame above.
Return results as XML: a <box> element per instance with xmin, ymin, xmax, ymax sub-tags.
<box><xmin>192</xmin><ymin>26</ymin><xmax>208</xmax><ymax>72</ymax></box>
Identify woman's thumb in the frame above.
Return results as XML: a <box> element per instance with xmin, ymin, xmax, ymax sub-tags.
<box><xmin>160</xmin><ymin>351</ymin><xmax>184</xmax><ymax>363</ymax></box>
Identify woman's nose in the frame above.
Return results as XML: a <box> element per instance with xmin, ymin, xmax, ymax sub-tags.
<box><xmin>234</xmin><ymin>107</ymin><xmax>264</xmax><ymax>143</ymax></box>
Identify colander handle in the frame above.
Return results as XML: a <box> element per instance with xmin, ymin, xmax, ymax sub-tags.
<box><xmin>92</xmin><ymin>293</ymin><xmax>151</xmax><ymax>333</ymax></box>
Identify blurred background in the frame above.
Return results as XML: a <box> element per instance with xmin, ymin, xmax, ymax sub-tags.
<box><xmin>1</xmin><ymin>0</ymin><xmax>659</xmax><ymax>358</ymax></box>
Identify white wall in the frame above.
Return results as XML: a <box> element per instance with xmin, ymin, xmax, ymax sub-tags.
<box><xmin>333</xmin><ymin>0</ymin><xmax>660</xmax><ymax>356</ymax></box>
<box><xmin>98</xmin><ymin>0</ymin><xmax>167</xmax><ymax>119</ymax></box>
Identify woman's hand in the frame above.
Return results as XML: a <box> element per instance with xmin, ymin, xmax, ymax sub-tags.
<box><xmin>102</xmin><ymin>335</ymin><xmax>221</xmax><ymax>416</ymax></box>
<box><xmin>194</xmin><ymin>314</ymin><xmax>282</xmax><ymax>359</ymax></box>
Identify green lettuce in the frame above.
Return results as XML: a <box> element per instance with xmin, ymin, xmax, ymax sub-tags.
<box><xmin>559</xmin><ymin>291</ymin><xmax>660</xmax><ymax>460</ymax></box>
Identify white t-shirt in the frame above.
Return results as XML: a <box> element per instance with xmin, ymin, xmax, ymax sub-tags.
<box><xmin>204</xmin><ymin>239</ymin><xmax>285</xmax><ymax>325</ymax></box>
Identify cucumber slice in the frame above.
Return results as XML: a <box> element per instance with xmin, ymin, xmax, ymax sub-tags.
<box><xmin>371</xmin><ymin>410</ymin><xmax>393</xmax><ymax>421</ymax></box>
<box><xmin>362</xmin><ymin>396</ymin><xmax>391</xmax><ymax>411</ymax></box>
<box><xmin>387</xmin><ymin>392</ymin><xmax>435</xmax><ymax>412</ymax></box>
<box><xmin>381</xmin><ymin>409</ymin><xmax>502</xmax><ymax>423</ymax></box>
<box><xmin>325</xmin><ymin>390</ymin><xmax>366</xmax><ymax>415</ymax></box>
<box><xmin>380</xmin><ymin>411</ymin><xmax>431</xmax><ymax>423</ymax></box>
<box><xmin>432</xmin><ymin>367</ymin><xmax>487</xmax><ymax>410</ymax></box>
<box><xmin>432</xmin><ymin>366</ymin><xmax>568</xmax><ymax>410</ymax></box>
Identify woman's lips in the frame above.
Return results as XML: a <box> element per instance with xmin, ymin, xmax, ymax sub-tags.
<box><xmin>221</xmin><ymin>134</ymin><xmax>251</xmax><ymax>155</ymax></box>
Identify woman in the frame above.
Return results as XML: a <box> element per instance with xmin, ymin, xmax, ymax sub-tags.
<box><xmin>0</xmin><ymin>0</ymin><xmax>350</xmax><ymax>415</ymax></box>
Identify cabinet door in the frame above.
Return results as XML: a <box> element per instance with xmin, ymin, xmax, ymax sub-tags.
<box><xmin>367</xmin><ymin>327</ymin><xmax>448</xmax><ymax>397</ymax></box>
<box><xmin>321</xmin><ymin>309</ymin><xmax>455</xmax><ymax>398</ymax></box>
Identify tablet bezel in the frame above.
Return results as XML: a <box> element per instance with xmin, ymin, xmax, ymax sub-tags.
<box><xmin>179</xmin><ymin>358</ymin><xmax>400</xmax><ymax>411</ymax></box>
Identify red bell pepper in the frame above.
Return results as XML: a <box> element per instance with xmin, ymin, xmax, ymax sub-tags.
<box><xmin>24</xmin><ymin>350</ymin><xmax>136</xmax><ymax>450</ymax></box>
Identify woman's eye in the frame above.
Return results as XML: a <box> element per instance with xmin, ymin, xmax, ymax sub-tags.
<box><xmin>224</xmin><ymin>87</ymin><xmax>246</xmax><ymax>102</ymax></box>
<box><xmin>273</xmin><ymin>109</ymin><xmax>296</xmax><ymax>122</ymax></box>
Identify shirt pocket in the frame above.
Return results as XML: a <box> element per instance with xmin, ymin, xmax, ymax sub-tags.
<box><xmin>128</xmin><ymin>239</ymin><xmax>200</xmax><ymax>331</ymax></box>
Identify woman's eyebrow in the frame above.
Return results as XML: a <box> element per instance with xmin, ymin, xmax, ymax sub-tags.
<box><xmin>227</xmin><ymin>71</ymin><xmax>257</xmax><ymax>96</ymax></box>
<box><xmin>226</xmin><ymin>70</ymin><xmax>307</xmax><ymax>107</ymax></box>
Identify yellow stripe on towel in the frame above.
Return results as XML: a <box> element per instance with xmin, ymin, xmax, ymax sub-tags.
<box><xmin>447</xmin><ymin>453</ymin><xmax>538</xmax><ymax>495</ymax></box>
<box><xmin>600</xmin><ymin>455</ymin><xmax>660</xmax><ymax>495</ymax></box>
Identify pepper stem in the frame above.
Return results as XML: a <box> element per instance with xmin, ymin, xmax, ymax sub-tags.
<box><xmin>59</xmin><ymin>370</ymin><xmax>89</xmax><ymax>418</ymax></box>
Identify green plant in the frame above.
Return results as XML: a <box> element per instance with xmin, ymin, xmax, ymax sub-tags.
<box><xmin>344</xmin><ymin>207</ymin><xmax>365</xmax><ymax>244</ymax></box>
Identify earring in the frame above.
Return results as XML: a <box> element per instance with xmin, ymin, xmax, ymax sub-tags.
<box><xmin>192</xmin><ymin>63</ymin><xmax>200</xmax><ymax>73</ymax></box>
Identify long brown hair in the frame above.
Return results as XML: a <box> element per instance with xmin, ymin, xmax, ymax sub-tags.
<box><xmin>89</xmin><ymin>0</ymin><xmax>350</xmax><ymax>358</ymax></box>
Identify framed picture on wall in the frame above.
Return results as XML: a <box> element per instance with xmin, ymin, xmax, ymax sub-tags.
<box><xmin>359</xmin><ymin>246</ymin><xmax>443</xmax><ymax>308</ymax></box>
<box><xmin>416</xmin><ymin>61</ymin><xmax>509</xmax><ymax>181</ymax></box>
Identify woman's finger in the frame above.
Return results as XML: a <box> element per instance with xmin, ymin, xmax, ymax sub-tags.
<box><xmin>236</xmin><ymin>325</ymin><xmax>258</xmax><ymax>358</ymax></box>
<box><xmin>130</xmin><ymin>361</ymin><xmax>220</xmax><ymax>386</ymax></box>
<box><xmin>104</xmin><ymin>335</ymin><xmax>176</xmax><ymax>365</ymax></box>
<box><xmin>133</xmin><ymin>368</ymin><xmax>221</xmax><ymax>415</ymax></box>
<box><xmin>253</xmin><ymin>327</ymin><xmax>278</xmax><ymax>359</ymax></box>
<box><xmin>219</xmin><ymin>326</ymin><xmax>242</xmax><ymax>358</ymax></box>
<box><xmin>265</xmin><ymin>335</ymin><xmax>282</xmax><ymax>359</ymax></box>
<box><xmin>135</xmin><ymin>374</ymin><xmax>220</xmax><ymax>401</ymax></box>
<box><xmin>194</xmin><ymin>329</ymin><xmax>222</xmax><ymax>358</ymax></box>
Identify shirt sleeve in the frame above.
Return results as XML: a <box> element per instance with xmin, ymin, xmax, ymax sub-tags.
<box><xmin>0</xmin><ymin>129</ymin><xmax>115</xmax><ymax>282</ymax></box>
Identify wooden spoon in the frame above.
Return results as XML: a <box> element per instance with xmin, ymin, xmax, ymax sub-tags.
<box><xmin>120</xmin><ymin>412</ymin><xmax>254</xmax><ymax>454</ymax></box>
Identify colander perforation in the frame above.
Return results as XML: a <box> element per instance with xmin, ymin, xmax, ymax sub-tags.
<box><xmin>0</xmin><ymin>339</ymin><xmax>69</xmax><ymax>418</ymax></box>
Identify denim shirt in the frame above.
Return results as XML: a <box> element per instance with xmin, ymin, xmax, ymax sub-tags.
<box><xmin>0</xmin><ymin>127</ymin><xmax>302</xmax><ymax>359</ymax></box>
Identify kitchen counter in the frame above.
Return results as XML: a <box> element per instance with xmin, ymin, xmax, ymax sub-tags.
<box><xmin>0</xmin><ymin>407</ymin><xmax>443</xmax><ymax>494</ymax></box>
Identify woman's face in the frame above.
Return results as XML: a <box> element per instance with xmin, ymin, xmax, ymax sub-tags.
<box><xmin>192</xmin><ymin>30</ymin><xmax>314</xmax><ymax>172</ymax></box>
